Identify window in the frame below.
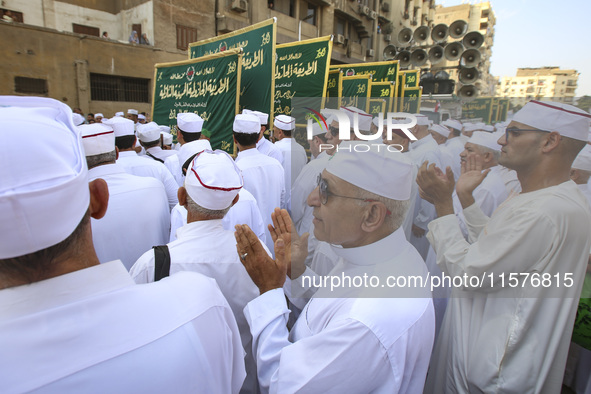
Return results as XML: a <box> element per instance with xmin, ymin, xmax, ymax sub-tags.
<box><xmin>1</xmin><ymin>8</ymin><xmax>23</xmax><ymax>22</ymax></box>
<box><xmin>304</xmin><ymin>2</ymin><xmax>317</xmax><ymax>25</ymax></box>
<box><xmin>72</xmin><ymin>23</ymin><xmax>100</xmax><ymax>37</ymax></box>
<box><xmin>274</xmin><ymin>0</ymin><xmax>295</xmax><ymax>17</ymax></box>
<box><xmin>335</xmin><ymin>17</ymin><xmax>346</xmax><ymax>36</ymax></box>
<box><xmin>481</xmin><ymin>9</ymin><xmax>489</xmax><ymax>18</ymax></box>
<box><xmin>15</xmin><ymin>77</ymin><xmax>48</xmax><ymax>95</ymax></box>
<box><xmin>90</xmin><ymin>73</ymin><xmax>150</xmax><ymax>103</ymax></box>
<box><xmin>176</xmin><ymin>24</ymin><xmax>198</xmax><ymax>51</ymax></box>
<box><xmin>479</xmin><ymin>22</ymin><xmax>487</xmax><ymax>30</ymax></box>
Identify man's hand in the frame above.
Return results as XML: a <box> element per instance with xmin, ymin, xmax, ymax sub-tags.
<box><xmin>412</xmin><ymin>224</ymin><xmax>426</xmax><ymax>238</ymax></box>
<box><xmin>268</xmin><ymin>208</ymin><xmax>309</xmax><ymax>280</ymax></box>
<box><xmin>417</xmin><ymin>162</ymin><xmax>455</xmax><ymax>217</ymax></box>
<box><xmin>235</xmin><ymin>224</ymin><xmax>287</xmax><ymax>294</ymax></box>
<box><xmin>456</xmin><ymin>154</ymin><xmax>490</xmax><ymax>209</ymax></box>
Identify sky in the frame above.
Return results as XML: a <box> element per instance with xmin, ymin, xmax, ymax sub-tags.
<box><xmin>438</xmin><ymin>0</ymin><xmax>591</xmax><ymax>96</ymax></box>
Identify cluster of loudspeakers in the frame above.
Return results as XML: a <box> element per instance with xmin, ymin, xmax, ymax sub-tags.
<box><xmin>381</xmin><ymin>20</ymin><xmax>486</xmax><ymax>97</ymax></box>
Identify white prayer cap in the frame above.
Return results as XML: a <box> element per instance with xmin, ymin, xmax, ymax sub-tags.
<box><xmin>468</xmin><ymin>131</ymin><xmax>501</xmax><ymax>151</ymax></box>
<box><xmin>137</xmin><ymin>122</ymin><xmax>161</xmax><ymax>142</ymax></box>
<box><xmin>325</xmin><ymin>141</ymin><xmax>412</xmax><ymax>200</ymax></box>
<box><xmin>233</xmin><ymin>114</ymin><xmax>260</xmax><ymax>134</ymax></box>
<box><xmin>138</xmin><ymin>114</ymin><xmax>146</xmax><ymax>121</ymax></box>
<box><xmin>442</xmin><ymin>119</ymin><xmax>462</xmax><ymax>131</ymax></box>
<box><xmin>341</xmin><ymin>106</ymin><xmax>372</xmax><ymax>132</ymax></box>
<box><xmin>177</xmin><ymin>112</ymin><xmax>204</xmax><ymax>133</ymax></box>
<box><xmin>159</xmin><ymin>125</ymin><xmax>170</xmax><ymax>134</ymax></box>
<box><xmin>572</xmin><ymin>145</ymin><xmax>591</xmax><ymax>171</ymax></box>
<box><xmin>104</xmin><ymin>116</ymin><xmax>134</xmax><ymax>137</ymax></box>
<box><xmin>79</xmin><ymin>123</ymin><xmax>115</xmax><ymax>156</ymax></box>
<box><xmin>127</xmin><ymin>109</ymin><xmax>138</xmax><ymax>115</ymax></box>
<box><xmin>95</xmin><ymin>113</ymin><xmax>104</xmax><ymax>118</ymax></box>
<box><xmin>512</xmin><ymin>100</ymin><xmax>591</xmax><ymax>142</ymax></box>
<box><xmin>179</xmin><ymin>140</ymin><xmax>212</xmax><ymax>170</ymax></box>
<box><xmin>72</xmin><ymin>113</ymin><xmax>85</xmax><ymax>126</ymax></box>
<box><xmin>415</xmin><ymin>114</ymin><xmax>430</xmax><ymax>126</ymax></box>
<box><xmin>115</xmin><ymin>111</ymin><xmax>124</xmax><ymax>117</ymax></box>
<box><xmin>243</xmin><ymin>109</ymin><xmax>269</xmax><ymax>125</ymax></box>
<box><xmin>372</xmin><ymin>117</ymin><xmax>380</xmax><ymax>128</ymax></box>
<box><xmin>161</xmin><ymin>132</ymin><xmax>173</xmax><ymax>146</ymax></box>
<box><xmin>0</xmin><ymin>96</ymin><xmax>89</xmax><ymax>259</ymax></box>
<box><xmin>311</xmin><ymin>122</ymin><xmax>326</xmax><ymax>137</ymax></box>
<box><xmin>463</xmin><ymin>123</ymin><xmax>478</xmax><ymax>132</ymax></box>
<box><xmin>185</xmin><ymin>150</ymin><xmax>243</xmax><ymax>210</ymax></box>
<box><xmin>274</xmin><ymin>114</ymin><xmax>295</xmax><ymax>131</ymax></box>
<box><xmin>483</xmin><ymin>125</ymin><xmax>494</xmax><ymax>132</ymax></box>
<box><xmin>430</xmin><ymin>124</ymin><xmax>450</xmax><ymax>138</ymax></box>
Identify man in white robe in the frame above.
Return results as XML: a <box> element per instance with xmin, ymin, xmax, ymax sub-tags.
<box><xmin>164</xmin><ymin>112</ymin><xmax>204</xmax><ymax>186</ymax></box>
<box><xmin>138</xmin><ymin>121</ymin><xmax>179</xmax><ymax>162</ymax></box>
<box><xmin>244</xmin><ymin>109</ymin><xmax>284</xmax><ymax>166</ymax></box>
<box><xmin>418</xmin><ymin>100</ymin><xmax>591</xmax><ymax>393</ymax></box>
<box><xmin>235</xmin><ymin>143</ymin><xmax>435</xmax><ymax>393</ymax></box>
<box><xmin>0</xmin><ymin>97</ymin><xmax>245</xmax><ymax>393</ymax></box>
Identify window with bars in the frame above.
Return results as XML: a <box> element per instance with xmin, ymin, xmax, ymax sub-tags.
<box><xmin>15</xmin><ymin>77</ymin><xmax>48</xmax><ymax>95</ymax></box>
<box><xmin>73</xmin><ymin>23</ymin><xmax>100</xmax><ymax>37</ymax></box>
<box><xmin>90</xmin><ymin>73</ymin><xmax>150</xmax><ymax>103</ymax></box>
<box><xmin>1</xmin><ymin>9</ymin><xmax>24</xmax><ymax>22</ymax></box>
<box><xmin>176</xmin><ymin>24</ymin><xmax>198</xmax><ymax>50</ymax></box>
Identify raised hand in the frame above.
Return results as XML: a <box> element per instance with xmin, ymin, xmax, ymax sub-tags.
<box><xmin>268</xmin><ymin>208</ymin><xmax>309</xmax><ymax>279</ymax></box>
<box><xmin>456</xmin><ymin>153</ymin><xmax>490</xmax><ymax>208</ymax></box>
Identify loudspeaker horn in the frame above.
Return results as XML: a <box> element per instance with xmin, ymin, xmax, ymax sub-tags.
<box><xmin>396</xmin><ymin>27</ymin><xmax>413</xmax><ymax>47</ymax></box>
<box><xmin>430</xmin><ymin>23</ymin><xmax>449</xmax><ymax>43</ymax></box>
<box><xmin>458</xmin><ymin>67</ymin><xmax>479</xmax><ymax>84</ymax></box>
<box><xmin>413</xmin><ymin>26</ymin><xmax>430</xmax><ymax>43</ymax></box>
<box><xmin>458</xmin><ymin>84</ymin><xmax>477</xmax><ymax>98</ymax></box>
<box><xmin>460</xmin><ymin>49</ymin><xmax>481</xmax><ymax>68</ymax></box>
<box><xmin>410</xmin><ymin>48</ymin><xmax>428</xmax><ymax>67</ymax></box>
<box><xmin>444</xmin><ymin>42</ymin><xmax>464</xmax><ymax>61</ymax></box>
<box><xmin>449</xmin><ymin>20</ymin><xmax>468</xmax><ymax>39</ymax></box>
<box><xmin>395</xmin><ymin>50</ymin><xmax>411</xmax><ymax>68</ymax></box>
<box><xmin>383</xmin><ymin>45</ymin><xmax>397</xmax><ymax>61</ymax></box>
<box><xmin>463</xmin><ymin>31</ymin><xmax>484</xmax><ymax>49</ymax></box>
<box><xmin>428</xmin><ymin>45</ymin><xmax>444</xmax><ymax>64</ymax></box>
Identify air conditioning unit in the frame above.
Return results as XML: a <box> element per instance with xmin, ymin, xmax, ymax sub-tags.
<box><xmin>381</xmin><ymin>2</ymin><xmax>390</xmax><ymax>12</ymax></box>
<box><xmin>384</xmin><ymin>34</ymin><xmax>392</xmax><ymax>42</ymax></box>
<box><xmin>335</xmin><ymin>34</ymin><xmax>346</xmax><ymax>45</ymax></box>
<box><xmin>359</xmin><ymin>5</ymin><xmax>370</xmax><ymax>16</ymax></box>
<box><xmin>231</xmin><ymin>0</ymin><xmax>248</xmax><ymax>13</ymax></box>
<box><xmin>366</xmin><ymin>49</ymin><xmax>375</xmax><ymax>57</ymax></box>
<box><xmin>368</xmin><ymin>11</ymin><xmax>377</xmax><ymax>20</ymax></box>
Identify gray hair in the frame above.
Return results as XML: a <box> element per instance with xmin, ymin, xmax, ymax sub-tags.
<box><xmin>185</xmin><ymin>193</ymin><xmax>231</xmax><ymax>219</ymax></box>
<box><xmin>86</xmin><ymin>150</ymin><xmax>116</xmax><ymax>169</ymax></box>
<box><xmin>354</xmin><ymin>188</ymin><xmax>410</xmax><ymax>232</ymax></box>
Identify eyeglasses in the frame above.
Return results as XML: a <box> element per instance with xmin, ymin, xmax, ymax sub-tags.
<box><xmin>504</xmin><ymin>126</ymin><xmax>543</xmax><ymax>141</ymax></box>
<box><xmin>316</xmin><ymin>175</ymin><xmax>391</xmax><ymax>215</ymax></box>
<box><xmin>328</xmin><ymin>126</ymin><xmax>339</xmax><ymax>136</ymax></box>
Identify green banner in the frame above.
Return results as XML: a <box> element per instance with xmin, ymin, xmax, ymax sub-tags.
<box><xmin>325</xmin><ymin>70</ymin><xmax>341</xmax><ymax>109</ymax></box>
<box><xmin>275</xmin><ymin>36</ymin><xmax>333</xmax><ymax>119</ymax></box>
<box><xmin>462</xmin><ymin>97</ymin><xmax>493</xmax><ymax>123</ymax></box>
<box><xmin>152</xmin><ymin>49</ymin><xmax>242</xmax><ymax>154</ymax></box>
<box><xmin>399</xmin><ymin>86</ymin><xmax>422</xmax><ymax>113</ymax></box>
<box><xmin>330</xmin><ymin>60</ymin><xmax>399</xmax><ymax>83</ymax></box>
<box><xmin>341</xmin><ymin>75</ymin><xmax>371</xmax><ymax>112</ymax></box>
<box><xmin>490</xmin><ymin>99</ymin><xmax>499</xmax><ymax>124</ymax></box>
<box><xmin>370</xmin><ymin>82</ymin><xmax>395</xmax><ymax>114</ymax></box>
<box><xmin>498</xmin><ymin>99</ymin><xmax>509</xmax><ymax>122</ymax></box>
<box><xmin>397</xmin><ymin>70</ymin><xmax>419</xmax><ymax>98</ymax></box>
<box><xmin>188</xmin><ymin>19</ymin><xmax>275</xmax><ymax>121</ymax></box>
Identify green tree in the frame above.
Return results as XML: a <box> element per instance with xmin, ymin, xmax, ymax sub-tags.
<box><xmin>576</xmin><ymin>95</ymin><xmax>591</xmax><ymax>112</ymax></box>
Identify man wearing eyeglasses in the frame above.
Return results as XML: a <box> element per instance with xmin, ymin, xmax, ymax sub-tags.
<box><xmin>235</xmin><ymin>142</ymin><xmax>435</xmax><ymax>393</ymax></box>
<box><xmin>418</xmin><ymin>100</ymin><xmax>591</xmax><ymax>393</ymax></box>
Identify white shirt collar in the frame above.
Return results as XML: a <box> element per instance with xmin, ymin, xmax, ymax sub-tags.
<box><xmin>329</xmin><ymin>227</ymin><xmax>407</xmax><ymax>266</ymax></box>
<box><xmin>236</xmin><ymin>148</ymin><xmax>260</xmax><ymax>161</ymax></box>
<box><xmin>410</xmin><ymin>134</ymin><xmax>437</xmax><ymax>151</ymax></box>
<box><xmin>88</xmin><ymin>163</ymin><xmax>126</xmax><ymax>178</ymax></box>
<box><xmin>118</xmin><ymin>151</ymin><xmax>138</xmax><ymax>158</ymax></box>
<box><xmin>176</xmin><ymin>219</ymin><xmax>225</xmax><ymax>239</ymax></box>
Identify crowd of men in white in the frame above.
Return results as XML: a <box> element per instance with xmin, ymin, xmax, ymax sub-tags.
<box><xmin>1</xmin><ymin>94</ymin><xmax>591</xmax><ymax>393</ymax></box>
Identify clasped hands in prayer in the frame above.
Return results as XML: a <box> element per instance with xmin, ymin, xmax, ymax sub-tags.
<box><xmin>235</xmin><ymin>208</ymin><xmax>309</xmax><ymax>294</ymax></box>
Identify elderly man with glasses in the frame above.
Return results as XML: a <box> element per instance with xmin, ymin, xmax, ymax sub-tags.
<box><xmin>418</xmin><ymin>100</ymin><xmax>591</xmax><ymax>393</ymax></box>
<box><xmin>235</xmin><ymin>142</ymin><xmax>435</xmax><ymax>393</ymax></box>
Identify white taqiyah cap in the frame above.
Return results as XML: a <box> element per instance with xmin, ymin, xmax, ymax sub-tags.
<box><xmin>115</xmin><ymin>111</ymin><xmax>124</xmax><ymax>117</ymax></box>
<box><xmin>179</xmin><ymin>140</ymin><xmax>212</xmax><ymax>171</ymax></box>
<box><xmin>430</xmin><ymin>124</ymin><xmax>450</xmax><ymax>138</ymax></box>
<box><xmin>415</xmin><ymin>114</ymin><xmax>430</xmax><ymax>126</ymax></box>
<box><xmin>233</xmin><ymin>114</ymin><xmax>260</xmax><ymax>134</ymax></box>
<box><xmin>311</xmin><ymin>122</ymin><xmax>327</xmax><ymax>137</ymax></box>
<box><xmin>72</xmin><ymin>113</ymin><xmax>85</xmax><ymax>126</ymax></box>
<box><xmin>137</xmin><ymin>122</ymin><xmax>161</xmax><ymax>142</ymax></box>
<box><xmin>326</xmin><ymin>141</ymin><xmax>412</xmax><ymax>200</ymax></box>
<box><xmin>138</xmin><ymin>114</ymin><xmax>146</xmax><ymax>121</ymax></box>
<box><xmin>512</xmin><ymin>100</ymin><xmax>591</xmax><ymax>141</ymax></box>
<box><xmin>572</xmin><ymin>145</ymin><xmax>591</xmax><ymax>171</ymax></box>
<box><xmin>104</xmin><ymin>116</ymin><xmax>134</xmax><ymax>137</ymax></box>
<box><xmin>483</xmin><ymin>125</ymin><xmax>494</xmax><ymax>132</ymax></box>
<box><xmin>158</xmin><ymin>125</ymin><xmax>170</xmax><ymax>134</ymax></box>
<box><xmin>243</xmin><ymin>109</ymin><xmax>269</xmax><ymax>125</ymax></box>
<box><xmin>0</xmin><ymin>96</ymin><xmax>90</xmax><ymax>259</ymax></box>
<box><xmin>185</xmin><ymin>150</ymin><xmax>243</xmax><ymax>210</ymax></box>
<box><xmin>95</xmin><ymin>113</ymin><xmax>104</xmax><ymax>118</ymax></box>
<box><xmin>341</xmin><ymin>106</ymin><xmax>372</xmax><ymax>131</ymax></box>
<box><xmin>467</xmin><ymin>131</ymin><xmax>501</xmax><ymax>151</ymax></box>
<box><xmin>127</xmin><ymin>109</ymin><xmax>138</xmax><ymax>115</ymax></box>
<box><xmin>79</xmin><ymin>123</ymin><xmax>115</xmax><ymax>156</ymax></box>
<box><xmin>177</xmin><ymin>112</ymin><xmax>204</xmax><ymax>133</ymax></box>
<box><xmin>442</xmin><ymin>119</ymin><xmax>462</xmax><ymax>131</ymax></box>
<box><xmin>463</xmin><ymin>123</ymin><xmax>478</xmax><ymax>132</ymax></box>
<box><xmin>274</xmin><ymin>114</ymin><xmax>295</xmax><ymax>131</ymax></box>
<box><xmin>161</xmin><ymin>132</ymin><xmax>173</xmax><ymax>146</ymax></box>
